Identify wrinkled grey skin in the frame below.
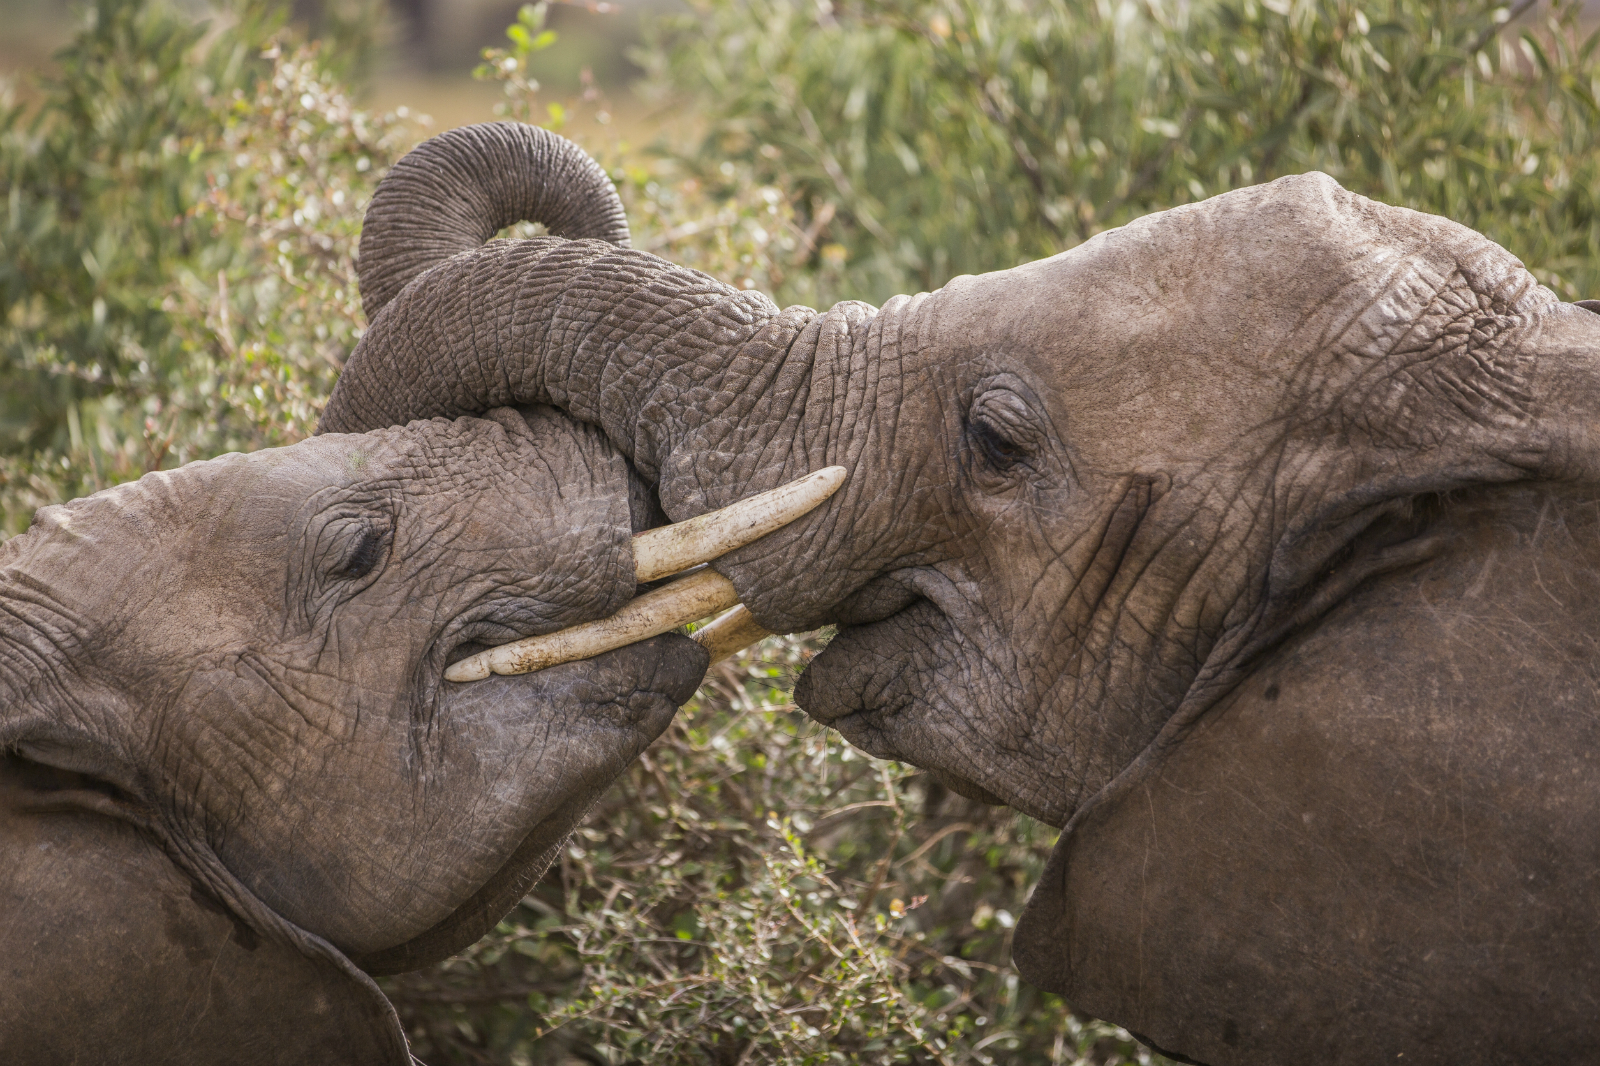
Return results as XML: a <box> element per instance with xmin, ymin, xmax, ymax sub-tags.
<box><xmin>0</xmin><ymin>406</ymin><xmax>705</xmax><ymax>1064</ymax></box>
<box><xmin>324</xmin><ymin>123</ymin><xmax>1600</xmax><ymax>1062</ymax></box>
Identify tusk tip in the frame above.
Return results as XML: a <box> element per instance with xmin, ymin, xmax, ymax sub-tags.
<box><xmin>445</xmin><ymin>658</ymin><xmax>491</xmax><ymax>683</ymax></box>
<box><xmin>814</xmin><ymin>465</ymin><xmax>847</xmax><ymax>489</ymax></box>
<box><xmin>630</xmin><ymin>465</ymin><xmax>850</xmax><ymax>585</ymax></box>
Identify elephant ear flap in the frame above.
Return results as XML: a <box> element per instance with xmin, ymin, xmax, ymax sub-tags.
<box><xmin>1</xmin><ymin>764</ymin><xmax>411</xmax><ymax>1065</ymax></box>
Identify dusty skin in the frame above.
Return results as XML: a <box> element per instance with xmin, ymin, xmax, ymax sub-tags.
<box><xmin>326</xmin><ymin>122</ymin><xmax>1600</xmax><ymax>1064</ymax></box>
<box><xmin>0</xmin><ymin>126</ymin><xmax>843</xmax><ymax>1064</ymax></box>
<box><xmin>0</xmin><ymin>405</ymin><xmax>708</xmax><ymax>1064</ymax></box>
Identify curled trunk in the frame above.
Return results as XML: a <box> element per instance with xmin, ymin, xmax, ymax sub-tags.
<box><xmin>324</xmin><ymin>125</ymin><xmax>913</xmax><ymax>632</ymax></box>
<box><xmin>357</xmin><ymin>122</ymin><xmax>630</xmax><ymax>320</ymax></box>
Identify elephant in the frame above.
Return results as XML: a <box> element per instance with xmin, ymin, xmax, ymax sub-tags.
<box><xmin>322</xmin><ymin>122</ymin><xmax>1600</xmax><ymax>1064</ymax></box>
<box><xmin>0</xmin><ymin>132</ymin><xmax>842</xmax><ymax>1063</ymax></box>
<box><xmin>0</xmin><ymin>401</ymin><xmax>727</xmax><ymax>1063</ymax></box>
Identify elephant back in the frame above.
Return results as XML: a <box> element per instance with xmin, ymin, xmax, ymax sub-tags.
<box><xmin>357</xmin><ymin>121</ymin><xmax>630</xmax><ymax>320</ymax></box>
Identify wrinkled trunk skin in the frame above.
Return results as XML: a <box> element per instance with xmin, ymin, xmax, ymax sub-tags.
<box><xmin>357</xmin><ymin>121</ymin><xmax>631</xmax><ymax>320</ymax></box>
<box><xmin>1014</xmin><ymin>483</ymin><xmax>1600</xmax><ymax>1064</ymax></box>
<box><xmin>323</xmin><ymin>235</ymin><xmax>933</xmax><ymax>634</ymax></box>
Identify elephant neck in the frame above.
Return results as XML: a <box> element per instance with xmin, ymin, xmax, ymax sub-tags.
<box><xmin>1019</xmin><ymin>480</ymin><xmax>1600</xmax><ymax>1020</ymax></box>
<box><xmin>1164</xmin><ymin>480</ymin><xmax>1587</xmax><ymax>761</ymax></box>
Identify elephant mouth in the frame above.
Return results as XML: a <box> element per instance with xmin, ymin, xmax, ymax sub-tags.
<box><xmin>794</xmin><ymin>569</ymin><xmax>1013</xmax><ymax>808</ymax></box>
<box><xmin>355</xmin><ymin>634</ymin><xmax>710</xmax><ymax>975</ymax></box>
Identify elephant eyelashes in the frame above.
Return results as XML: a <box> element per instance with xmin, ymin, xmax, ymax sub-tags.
<box><xmin>330</xmin><ymin>522</ymin><xmax>390</xmax><ymax>581</ymax></box>
<box><xmin>968</xmin><ymin>386</ymin><xmax>1046</xmax><ymax>477</ymax></box>
<box><xmin>971</xmin><ymin>419</ymin><xmax>1027</xmax><ymax>471</ymax></box>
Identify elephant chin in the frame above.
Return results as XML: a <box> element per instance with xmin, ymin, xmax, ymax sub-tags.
<box><xmin>795</xmin><ymin>595</ymin><xmax>1033</xmax><ymax>818</ymax></box>
<box><xmin>215</xmin><ymin>634</ymin><xmax>708</xmax><ymax>975</ymax></box>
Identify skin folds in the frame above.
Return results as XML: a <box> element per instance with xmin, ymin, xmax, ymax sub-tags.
<box><xmin>0</xmin><ymin>406</ymin><xmax>706</xmax><ymax>1061</ymax></box>
<box><xmin>322</xmin><ymin>124</ymin><xmax>1600</xmax><ymax>1062</ymax></box>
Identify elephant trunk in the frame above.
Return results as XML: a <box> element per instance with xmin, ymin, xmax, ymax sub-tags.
<box><xmin>324</xmin><ymin>123</ymin><xmax>934</xmax><ymax>632</ymax></box>
<box><xmin>323</xmin><ymin>236</ymin><xmax>815</xmax><ymax>482</ymax></box>
<box><xmin>356</xmin><ymin>122</ymin><xmax>631</xmax><ymax>321</ymax></box>
<box><xmin>322</xmin><ymin>245</ymin><xmax>913</xmax><ymax>632</ymax></box>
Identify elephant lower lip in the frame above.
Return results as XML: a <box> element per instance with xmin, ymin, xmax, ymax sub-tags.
<box><xmin>829</xmin><ymin>578</ymin><xmax>927</xmax><ymax>628</ymax></box>
<box><xmin>794</xmin><ymin>589</ymin><xmax>950</xmax><ymax>731</ymax></box>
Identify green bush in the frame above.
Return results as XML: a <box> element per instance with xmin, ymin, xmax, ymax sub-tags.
<box><xmin>0</xmin><ymin>0</ymin><xmax>401</xmax><ymax>532</ymax></box>
<box><xmin>652</xmin><ymin>0</ymin><xmax>1600</xmax><ymax>307</ymax></box>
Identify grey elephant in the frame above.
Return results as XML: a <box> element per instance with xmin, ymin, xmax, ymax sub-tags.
<box><xmin>0</xmin><ymin>401</ymin><xmax>720</xmax><ymax>1063</ymax></box>
<box><xmin>326</xmin><ymin>122</ymin><xmax>1600</xmax><ymax>1064</ymax></box>
<box><xmin>0</xmin><ymin>128</ymin><xmax>834</xmax><ymax>1064</ymax></box>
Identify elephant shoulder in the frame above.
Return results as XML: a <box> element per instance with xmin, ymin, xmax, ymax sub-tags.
<box><xmin>0</xmin><ymin>758</ymin><xmax>411</xmax><ymax>1065</ymax></box>
<box><xmin>1015</xmin><ymin>493</ymin><xmax>1600</xmax><ymax>1065</ymax></box>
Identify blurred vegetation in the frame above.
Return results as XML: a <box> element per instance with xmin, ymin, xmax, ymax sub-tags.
<box><xmin>4</xmin><ymin>0</ymin><xmax>1599</xmax><ymax>1062</ymax></box>
<box><xmin>653</xmin><ymin>0</ymin><xmax>1600</xmax><ymax>307</ymax></box>
<box><xmin>0</xmin><ymin>0</ymin><xmax>403</xmax><ymax>530</ymax></box>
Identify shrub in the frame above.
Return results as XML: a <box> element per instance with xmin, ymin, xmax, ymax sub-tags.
<box><xmin>651</xmin><ymin>0</ymin><xmax>1600</xmax><ymax>307</ymax></box>
<box><xmin>0</xmin><ymin>0</ymin><xmax>402</xmax><ymax>532</ymax></box>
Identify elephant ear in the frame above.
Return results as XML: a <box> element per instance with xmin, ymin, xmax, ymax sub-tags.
<box><xmin>0</xmin><ymin>757</ymin><xmax>411</xmax><ymax>1065</ymax></box>
<box><xmin>357</xmin><ymin>121</ymin><xmax>630</xmax><ymax>321</ymax></box>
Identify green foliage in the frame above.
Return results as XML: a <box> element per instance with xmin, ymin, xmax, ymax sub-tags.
<box><xmin>0</xmin><ymin>0</ymin><xmax>401</xmax><ymax>532</ymax></box>
<box><xmin>650</xmin><ymin>0</ymin><xmax>1600</xmax><ymax>306</ymax></box>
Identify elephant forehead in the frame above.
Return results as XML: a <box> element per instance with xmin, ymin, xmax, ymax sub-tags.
<box><xmin>925</xmin><ymin>172</ymin><xmax>1541</xmax><ymax>465</ymax></box>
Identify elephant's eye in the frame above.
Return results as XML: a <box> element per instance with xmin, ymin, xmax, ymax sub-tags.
<box><xmin>971</xmin><ymin>418</ymin><xmax>1026</xmax><ymax>471</ymax></box>
<box><xmin>967</xmin><ymin>386</ymin><xmax>1043</xmax><ymax>475</ymax></box>
<box><xmin>330</xmin><ymin>521</ymin><xmax>390</xmax><ymax>581</ymax></box>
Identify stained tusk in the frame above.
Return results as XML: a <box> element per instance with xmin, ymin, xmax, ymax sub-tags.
<box><xmin>446</xmin><ymin>569</ymin><xmax>742</xmax><ymax>682</ymax></box>
<box><xmin>447</xmin><ymin>467</ymin><xmax>846</xmax><ymax>682</ymax></box>
<box><xmin>691</xmin><ymin>605</ymin><xmax>776</xmax><ymax>666</ymax></box>
<box><xmin>444</xmin><ymin>569</ymin><xmax>742</xmax><ymax>675</ymax></box>
<box><xmin>632</xmin><ymin>466</ymin><xmax>846</xmax><ymax>583</ymax></box>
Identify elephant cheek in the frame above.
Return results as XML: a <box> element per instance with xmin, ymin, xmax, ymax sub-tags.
<box><xmin>798</xmin><ymin>600</ymin><xmax>1071</xmax><ymax>823</ymax></box>
<box><xmin>335</xmin><ymin>634</ymin><xmax>710</xmax><ymax>969</ymax></box>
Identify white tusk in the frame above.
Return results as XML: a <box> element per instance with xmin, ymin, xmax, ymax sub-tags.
<box><xmin>691</xmin><ymin>605</ymin><xmax>776</xmax><ymax>666</ymax></box>
<box><xmin>446</xmin><ymin>569</ymin><xmax>741</xmax><ymax>682</ymax></box>
<box><xmin>446</xmin><ymin>467</ymin><xmax>846</xmax><ymax>683</ymax></box>
<box><xmin>632</xmin><ymin>466</ymin><xmax>846</xmax><ymax>583</ymax></box>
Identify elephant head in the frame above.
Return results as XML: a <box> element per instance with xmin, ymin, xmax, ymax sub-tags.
<box><xmin>0</xmin><ymin>405</ymin><xmax>716</xmax><ymax>1062</ymax></box>
<box><xmin>324</xmin><ymin>126</ymin><xmax>1600</xmax><ymax>1060</ymax></box>
<box><xmin>322</xmin><ymin>124</ymin><xmax>1595</xmax><ymax>823</ymax></box>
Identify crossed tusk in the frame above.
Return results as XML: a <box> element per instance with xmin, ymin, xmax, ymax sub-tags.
<box><xmin>445</xmin><ymin>467</ymin><xmax>844</xmax><ymax>682</ymax></box>
<box><xmin>690</xmin><ymin>605</ymin><xmax>775</xmax><ymax>666</ymax></box>
<box><xmin>630</xmin><ymin>467</ymin><xmax>846</xmax><ymax>583</ymax></box>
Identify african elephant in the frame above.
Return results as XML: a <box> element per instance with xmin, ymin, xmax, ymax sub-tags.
<box><xmin>324</xmin><ymin>123</ymin><xmax>1600</xmax><ymax>1063</ymax></box>
<box><xmin>0</xmin><ymin>401</ymin><xmax>724</xmax><ymax>1063</ymax></box>
<box><xmin>0</xmin><ymin>128</ymin><xmax>841</xmax><ymax>1063</ymax></box>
